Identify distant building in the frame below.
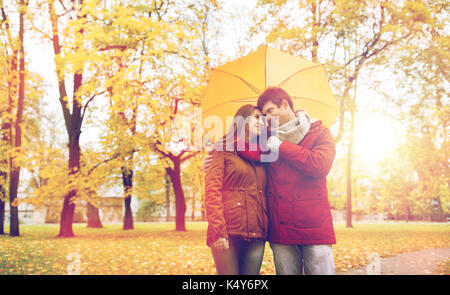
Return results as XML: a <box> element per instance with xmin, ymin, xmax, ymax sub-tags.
<box><xmin>4</xmin><ymin>197</ymin><xmax>125</xmax><ymax>224</ymax></box>
<box><xmin>5</xmin><ymin>184</ymin><xmax>135</xmax><ymax>225</ymax></box>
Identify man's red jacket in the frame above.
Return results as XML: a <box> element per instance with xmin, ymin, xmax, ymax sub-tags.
<box><xmin>266</xmin><ymin>120</ymin><xmax>336</xmax><ymax>245</ymax></box>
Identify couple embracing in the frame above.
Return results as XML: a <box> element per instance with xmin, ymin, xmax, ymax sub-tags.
<box><xmin>204</xmin><ymin>87</ymin><xmax>336</xmax><ymax>275</ymax></box>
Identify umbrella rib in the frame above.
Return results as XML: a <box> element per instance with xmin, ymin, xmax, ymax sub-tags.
<box><xmin>202</xmin><ymin>97</ymin><xmax>259</xmax><ymax>114</ymax></box>
<box><xmin>291</xmin><ymin>96</ymin><xmax>338</xmax><ymax>109</ymax></box>
<box><xmin>276</xmin><ymin>64</ymin><xmax>322</xmax><ymax>88</ymax></box>
<box><xmin>212</xmin><ymin>69</ymin><xmax>262</xmax><ymax>95</ymax></box>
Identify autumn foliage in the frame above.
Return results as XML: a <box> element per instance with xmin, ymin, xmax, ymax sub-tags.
<box><xmin>0</xmin><ymin>0</ymin><xmax>447</xmax><ymax>271</ymax></box>
<box><xmin>0</xmin><ymin>223</ymin><xmax>449</xmax><ymax>275</ymax></box>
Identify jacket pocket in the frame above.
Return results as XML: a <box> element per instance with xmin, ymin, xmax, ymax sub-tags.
<box><xmin>292</xmin><ymin>199</ymin><xmax>326</xmax><ymax>229</ymax></box>
<box><xmin>223</xmin><ymin>194</ymin><xmax>244</xmax><ymax>230</ymax></box>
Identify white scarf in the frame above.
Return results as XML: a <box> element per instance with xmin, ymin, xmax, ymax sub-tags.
<box><xmin>271</xmin><ymin>110</ymin><xmax>311</xmax><ymax>144</ymax></box>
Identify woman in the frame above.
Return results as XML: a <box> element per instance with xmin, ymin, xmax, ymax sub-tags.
<box><xmin>205</xmin><ymin>104</ymin><xmax>268</xmax><ymax>275</ymax></box>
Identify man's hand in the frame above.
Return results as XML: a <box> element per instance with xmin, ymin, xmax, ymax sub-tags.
<box><xmin>212</xmin><ymin>237</ymin><xmax>229</xmax><ymax>250</ymax></box>
<box><xmin>203</xmin><ymin>154</ymin><xmax>213</xmax><ymax>171</ymax></box>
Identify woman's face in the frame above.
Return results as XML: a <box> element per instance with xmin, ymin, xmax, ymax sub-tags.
<box><xmin>247</xmin><ymin>109</ymin><xmax>264</xmax><ymax>137</ymax></box>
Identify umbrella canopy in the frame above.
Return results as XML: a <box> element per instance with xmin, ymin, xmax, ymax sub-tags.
<box><xmin>202</xmin><ymin>45</ymin><xmax>338</xmax><ymax>136</ymax></box>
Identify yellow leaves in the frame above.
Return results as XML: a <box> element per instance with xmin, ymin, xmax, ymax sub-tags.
<box><xmin>0</xmin><ymin>223</ymin><xmax>449</xmax><ymax>274</ymax></box>
<box><xmin>381</xmin><ymin>24</ymin><xmax>404</xmax><ymax>34</ymax></box>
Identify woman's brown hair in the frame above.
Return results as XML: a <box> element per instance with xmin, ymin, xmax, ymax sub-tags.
<box><xmin>216</xmin><ymin>104</ymin><xmax>259</xmax><ymax>151</ymax></box>
<box><xmin>257</xmin><ymin>87</ymin><xmax>294</xmax><ymax>111</ymax></box>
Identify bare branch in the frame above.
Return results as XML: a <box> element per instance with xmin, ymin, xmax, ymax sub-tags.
<box><xmin>57</xmin><ymin>0</ymin><xmax>74</xmax><ymax>19</ymax></box>
<box><xmin>80</xmin><ymin>90</ymin><xmax>106</xmax><ymax>124</ymax></box>
<box><xmin>87</xmin><ymin>148</ymin><xmax>139</xmax><ymax>175</ymax></box>
<box><xmin>153</xmin><ymin>144</ymin><xmax>172</xmax><ymax>160</ymax></box>
<box><xmin>180</xmin><ymin>151</ymin><xmax>200</xmax><ymax>163</ymax></box>
<box><xmin>178</xmin><ymin>149</ymin><xmax>186</xmax><ymax>159</ymax></box>
<box><xmin>98</xmin><ymin>45</ymin><xmax>128</xmax><ymax>52</ymax></box>
<box><xmin>30</xmin><ymin>22</ymin><xmax>53</xmax><ymax>41</ymax></box>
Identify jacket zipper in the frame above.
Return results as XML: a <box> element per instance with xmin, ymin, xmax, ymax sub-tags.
<box><xmin>235</xmin><ymin>150</ymin><xmax>251</xmax><ymax>241</ymax></box>
<box><xmin>249</xmin><ymin>160</ymin><xmax>265</xmax><ymax>240</ymax></box>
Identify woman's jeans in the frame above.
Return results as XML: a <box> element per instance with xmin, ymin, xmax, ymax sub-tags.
<box><xmin>211</xmin><ymin>236</ymin><xmax>265</xmax><ymax>275</ymax></box>
<box><xmin>270</xmin><ymin>243</ymin><xmax>335</xmax><ymax>275</ymax></box>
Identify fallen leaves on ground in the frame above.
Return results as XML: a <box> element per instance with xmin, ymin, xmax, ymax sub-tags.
<box><xmin>0</xmin><ymin>222</ymin><xmax>448</xmax><ymax>274</ymax></box>
<box><xmin>436</xmin><ymin>258</ymin><xmax>450</xmax><ymax>275</ymax></box>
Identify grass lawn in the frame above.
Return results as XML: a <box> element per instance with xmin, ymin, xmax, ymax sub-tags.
<box><xmin>0</xmin><ymin>222</ymin><xmax>449</xmax><ymax>275</ymax></box>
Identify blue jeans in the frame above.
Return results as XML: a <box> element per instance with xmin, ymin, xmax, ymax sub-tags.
<box><xmin>211</xmin><ymin>236</ymin><xmax>265</xmax><ymax>275</ymax></box>
<box><xmin>270</xmin><ymin>243</ymin><xmax>335</xmax><ymax>275</ymax></box>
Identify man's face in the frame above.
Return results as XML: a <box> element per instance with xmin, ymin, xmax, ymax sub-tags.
<box><xmin>261</xmin><ymin>100</ymin><xmax>290</xmax><ymax>127</ymax></box>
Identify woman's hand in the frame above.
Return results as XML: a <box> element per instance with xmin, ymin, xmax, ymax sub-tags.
<box><xmin>212</xmin><ymin>237</ymin><xmax>229</xmax><ymax>250</ymax></box>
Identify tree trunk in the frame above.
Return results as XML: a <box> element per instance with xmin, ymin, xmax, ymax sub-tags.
<box><xmin>165</xmin><ymin>173</ymin><xmax>171</xmax><ymax>222</ymax></box>
<box><xmin>174</xmin><ymin>179</ymin><xmax>186</xmax><ymax>231</ymax></box>
<box><xmin>0</xmin><ymin>120</ymin><xmax>8</xmax><ymax>236</ymax></box>
<box><xmin>0</xmin><ymin>198</ymin><xmax>4</xmax><ymax>235</ymax></box>
<box><xmin>49</xmin><ymin>0</ymin><xmax>84</xmax><ymax>238</ymax></box>
<box><xmin>57</xmin><ymin>66</ymin><xmax>82</xmax><ymax>238</ymax></box>
<box><xmin>1</xmin><ymin>0</ymin><xmax>15</xmax><ymax>237</ymax></box>
<box><xmin>166</xmin><ymin>158</ymin><xmax>186</xmax><ymax>231</ymax></box>
<box><xmin>8</xmin><ymin>0</ymin><xmax>27</xmax><ymax>237</ymax></box>
<box><xmin>58</xmin><ymin>133</ymin><xmax>81</xmax><ymax>237</ymax></box>
<box><xmin>122</xmin><ymin>167</ymin><xmax>134</xmax><ymax>230</ymax></box>
<box><xmin>58</xmin><ymin>190</ymin><xmax>76</xmax><ymax>237</ymax></box>
<box><xmin>8</xmin><ymin>168</ymin><xmax>20</xmax><ymax>236</ymax></box>
<box><xmin>87</xmin><ymin>202</ymin><xmax>103</xmax><ymax>228</ymax></box>
<box><xmin>0</xmin><ymin>124</ymin><xmax>7</xmax><ymax>235</ymax></box>
<box><xmin>0</xmin><ymin>137</ymin><xmax>7</xmax><ymax>235</ymax></box>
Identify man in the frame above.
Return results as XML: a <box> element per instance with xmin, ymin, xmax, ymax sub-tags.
<box><xmin>258</xmin><ymin>87</ymin><xmax>336</xmax><ymax>275</ymax></box>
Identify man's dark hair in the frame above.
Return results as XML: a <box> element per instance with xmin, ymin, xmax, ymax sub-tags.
<box><xmin>257</xmin><ymin>87</ymin><xmax>294</xmax><ymax>111</ymax></box>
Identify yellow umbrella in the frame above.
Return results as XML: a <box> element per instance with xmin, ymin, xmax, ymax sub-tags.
<box><xmin>202</xmin><ymin>45</ymin><xmax>338</xmax><ymax>136</ymax></box>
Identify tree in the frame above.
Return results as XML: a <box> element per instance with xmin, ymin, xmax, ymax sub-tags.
<box><xmin>0</xmin><ymin>9</ymin><xmax>9</xmax><ymax>234</ymax></box>
<box><xmin>150</xmin><ymin>94</ymin><xmax>202</xmax><ymax>231</ymax></box>
<box><xmin>376</xmin><ymin>0</ymin><xmax>449</xmax><ymax>221</ymax></box>
<box><xmin>48</xmin><ymin>0</ymin><xmax>82</xmax><ymax>237</ymax></box>
<box><xmin>43</xmin><ymin>0</ymin><xmax>113</xmax><ymax>236</ymax></box>
<box><xmin>80</xmin><ymin>0</ymin><xmax>208</xmax><ymax>231</ymax></box>
<box><xmin>0</xmin><ymin>23</ymin><xmax>8</xmax><ymax>235</ymax></box>
<box><xmin>0</xmin><ymin>0</ymin><xmax>30</xmax><ymax>236</ymax></box>
<box><xmin>135</xmin><ymin>0</ymin><xmax>215</xmax><ymax>231</ymax></box>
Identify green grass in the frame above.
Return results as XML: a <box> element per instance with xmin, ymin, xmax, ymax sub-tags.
<box><xmin>0</xmin><ymin>222</ymin><xmax>449</xmax><ymax>274</ymax></box>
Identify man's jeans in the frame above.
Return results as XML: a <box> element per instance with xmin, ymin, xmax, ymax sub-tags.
<box><xmin>270</xmin><ymin>242</ymin><xmax>335</xmax><ymax>275</ymax></box>
<box><xmin>211</xmin><ymin>236</ymin><xmax>265</xmax><ymax>275</ymax></box>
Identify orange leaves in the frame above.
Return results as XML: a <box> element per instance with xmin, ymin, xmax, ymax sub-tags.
<box><xmin>10</xmin><ymin>199</ymin><xmax>19</xmax><ymax>207</ymax></box>
<box><xmin>0</xmin><ymin>223</ymin><xmax>449</xmax><ymax>274</ymax></box>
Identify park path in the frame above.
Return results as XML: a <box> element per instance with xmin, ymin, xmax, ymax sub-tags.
<box><xmin>336</xmin><ymin>248</ymin><xmax>450</xmax><ymax>275</ymax></box>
